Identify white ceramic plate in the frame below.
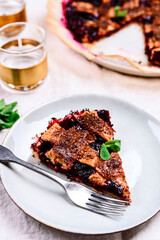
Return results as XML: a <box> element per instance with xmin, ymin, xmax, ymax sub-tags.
<box><xmin>1</xmin><ymin>94</ymin><xmax>160</xmax><ymax>234</ymax></box>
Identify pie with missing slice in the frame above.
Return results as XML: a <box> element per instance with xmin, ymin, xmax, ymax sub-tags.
<box><xmin>62</xmin><ymin>0</ymin><xmax>160</xmax><ymax>66</ymax></box>
<box><xmin>31</xmin><ymin>109</ymin><xmax>131</xmax><ymax>202</ymax></box>
<box><xmin>47</xmin><ymin>0</ymin><xmax>160</xmax><ymax>70</ymax></box>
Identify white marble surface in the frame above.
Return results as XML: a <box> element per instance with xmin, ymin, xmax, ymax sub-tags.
<box><xmin>0</xmin><ymin>0</ymin><xmax>160</xmax><ymax>239</ymax></box>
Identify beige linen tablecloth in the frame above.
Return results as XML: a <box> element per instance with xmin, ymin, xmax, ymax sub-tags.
<box><xmin>0</xmin><ymin>0</ymin><xmax>160</xmax><ymax>239</ymax></box>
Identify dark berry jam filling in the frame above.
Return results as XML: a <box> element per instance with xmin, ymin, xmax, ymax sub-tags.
<box><xmin>110</xmin><ymin>0</ymin><xmax>123</xmax><ymax>6</ymax></box>
<box><xmin>63</xmin><ymin>1</ymin><xmax>99</xmax><ymax>42</ymax></box>
<box><xmin>48</xmin><ymin>110</ymin><xmax>87</xmax><ymax>130</ymax></box>
<box><xmin>31</xmin><ymin>139</ymin><xmax>53</xmax><ymax>163</ymax></box>
<box><xmin>145</xmin><ymin>31</ymin><xmax>153</xmax><ymax>38</ymax></box>
<box><xmin>97</xmin><ymin>110</ymin><xmax>113</xmax><ymax>128</ymax></box>
<box><xmin>111</xmin><ymin>17</ymin><xmax>125</xmax><ymax>23</ymax></box>
<box><xmin>66</xmin><ymin>161</ymin><xmax>96</xmax><ymax>182</ymax></box>
<box><xmin>142</xmin><ymin>15</ymin><xmax>153</xmax><ymax>24</ymax></box>
<box><xmin>59</xmin><ymin>110</ymin><xmax>85</xmax><ymax>130</ymax></box>
<box><xmin>106</xmin><ymin>180</ymin><xmax>124</xmax><ymax>195</ymax></box>
<box><xmin>59</xmin><ymin>115</ymin><xmax>77</xmax><ymax>130</ymax></box>
<box><xmin>89</xmin><ymin>135</ymin><xmax>106</xmax><ymax>153</ymax></box>
<box><xmin>87</xmin><ymin>27</ymin><xmax>99</xmax><ymax>42</ymax></box>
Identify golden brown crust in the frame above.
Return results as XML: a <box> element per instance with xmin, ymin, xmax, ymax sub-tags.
<box><xmin>74</xmin><ymin>110</ymin><xmax>114</xmax><ymax>141</ymax></box>
<box><xmin>41</xmin><ymin>123</ymin><xmax>64</xmax><ymax>142</ymax></box>
<box><xmin>89</xmin><ymin>172</ymin><xmax>106</xmax><ymax>187</ymax></box>
<box><xmin>46</xmin><ymin>148</ymin><xmax>70</xmax><ymax>169</ymax></box>
<box><xmin>49</xmin><ymin>126</ymin><xmax>96</xmax><ymax>168</ymax></box>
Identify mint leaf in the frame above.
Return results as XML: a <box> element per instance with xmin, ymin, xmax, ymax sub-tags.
<box><xmin>0</xmin><ymin>119</ymin><xmax>14</xmax><ymax>129</ymax></box>
<box><xmin>115</xmin><ymin>6</ymin><xmax>128</xmax><ymax>18</ymax></box>
<box><xmin>6</xmin><ymin>110</ymin><xmax>20</xmax><ymax>123</ymax></box>
<box><xmin>0</xmin><ymin>99</ymin><xmax>20</xmax><ymax>130</ymax></box>
<box><xmin>105</xmin><ymin>140</ymin><xmax>121</xmax><ymax>152</ymax></box>
<box><xmin>0</xmin><ymin>102</ymin><xmax>17</xmax><ymax>117</ymax></box>
<box><xmin>100</xmin><ymin>143</ymin><xmax>111</xmax><ymax>160</ymax></box>
<box><xmin>100</xmin><ymin>140</ymin><xmax>121</xmax><ymax>161</ymax></box>
<box><xmin>0</xmin><ymin>99</ymin><xmax>5</xmax><ymax>110</ymax></box>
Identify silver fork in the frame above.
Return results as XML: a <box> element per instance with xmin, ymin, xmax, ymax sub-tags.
<box><xmin>0</xmin><ymin>145</ymin><xmax>130</xmax><ymax>216</ymax></box>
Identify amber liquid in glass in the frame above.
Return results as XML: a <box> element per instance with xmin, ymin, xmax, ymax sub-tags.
<box><xmin>0</xmin><ymin>1</ymin><xmax>26</xmax><ymax>27</ymax></box>
<box><xmin>0</xmin><ymin>39</ymin><xmax>48</xmax><ymax>89</ymax></box>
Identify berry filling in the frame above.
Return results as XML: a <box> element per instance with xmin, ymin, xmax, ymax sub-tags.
<box><xmin>110</xmin><ymin>0</ymin><xmax>123</xmax><ymax>6</ymax></box>
<box><xmin>66</xmin><ymin>161</ymin><xmax>96</xmax><ymax>182</ymax></box>
<box><xmin>89</xmin><ymin>135</ymin><xmax>106</xmax><ymax>153</ymax></box>
<box><xmin>106</xmin><ymin>180</ymin><xmax>124</xmax><ymax>195</ymax></box>
<box><xmin>31</xmin><ymin>138</ymin><xmax>54</xmax><ymax>163</ymax></box>
<box><xmin>64</xmin><ymin>1</ymin><xmax>99</xmax><ymax>42</ymax></box>
<box><xmin>97</xmin><ymin>110</ymin><xmax>113</xmax><ymax>128</ymax></box>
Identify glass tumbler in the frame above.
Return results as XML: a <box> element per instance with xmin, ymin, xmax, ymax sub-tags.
<box><xmin>0</xmin><ymin>0</ymin><xmax>26</xmax><ymax>27</ymax></box>
<box><xmin>0</xmin><ymin>22</ymin><xmax>48</xmax><ymax>91</ymax></box>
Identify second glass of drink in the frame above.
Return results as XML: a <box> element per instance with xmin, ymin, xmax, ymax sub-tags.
<box><xmin>0</xmin><ymin>0</ymin><xmax>26</xmax><ymax>27</ymax></box>
<box><xmin>0</xmin><ymin>22</ymin><xmax>48</xmax><ymax>91</ymax></box>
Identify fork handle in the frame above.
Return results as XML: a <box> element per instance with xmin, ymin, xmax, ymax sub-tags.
<box><xmin>0</xmin><ymin>147</ymin><xmax>66</xmax><ymax>188</ymax></box>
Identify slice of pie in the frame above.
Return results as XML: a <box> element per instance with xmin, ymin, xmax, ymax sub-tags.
<box><xmin>31</xmin><ymin>109</ymin><xmax>131</xmax><ymax>202</ymax></box>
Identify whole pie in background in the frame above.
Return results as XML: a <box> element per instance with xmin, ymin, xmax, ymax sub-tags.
<box><xmin>47</xmin><ymin>0</ymin><xmax>160</xmax><ymax>75</ymax></box>
<box><xmin>63</xmin><ymin>0</ymin><xmax>160</xmax><ymax>66</ymax></box>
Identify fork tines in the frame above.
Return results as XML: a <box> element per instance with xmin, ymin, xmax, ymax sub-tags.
<box><xmin>86</xmin><ymin>191</ymin><xmax>130</xmax><ymax>216</ymax></box>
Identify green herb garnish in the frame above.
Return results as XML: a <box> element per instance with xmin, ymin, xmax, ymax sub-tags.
<box><xmin>100</xmin><ymin>140</ymin><xmax>121</xmax><ymax>161</ymax></box>
<box><xmin>100</xmin><ymin>144</ymin><xmax>111</xmax><ymax>161</ymax></box>
<box><xmin>105</xmin><ymin>140</ymin><xmax>121</xmax><ymax>152</ymax></box>
<box><xmin>115</xmin><ymin>6</ymin><xmax>128</xmax><ymax>18</ymax></box>
<box><xmin>0</xmin><ymin>99</ymin><xmax>20</xmax><ymax>130</ymax></box>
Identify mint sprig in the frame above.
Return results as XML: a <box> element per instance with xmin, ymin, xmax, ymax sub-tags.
<box><xmin>100</xmin><ymin>140</ymin><xmax>121</xmax><ymax>161</ymax></box>
<box><xmin>0</xmin><ymin>99</ymin><xmax>20</xmax><ymax>130</ymax></box>
<box><xmin>115</xmin><ymin>6</ymin><xmax>128</xmax><ymax>18</ymax></box>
